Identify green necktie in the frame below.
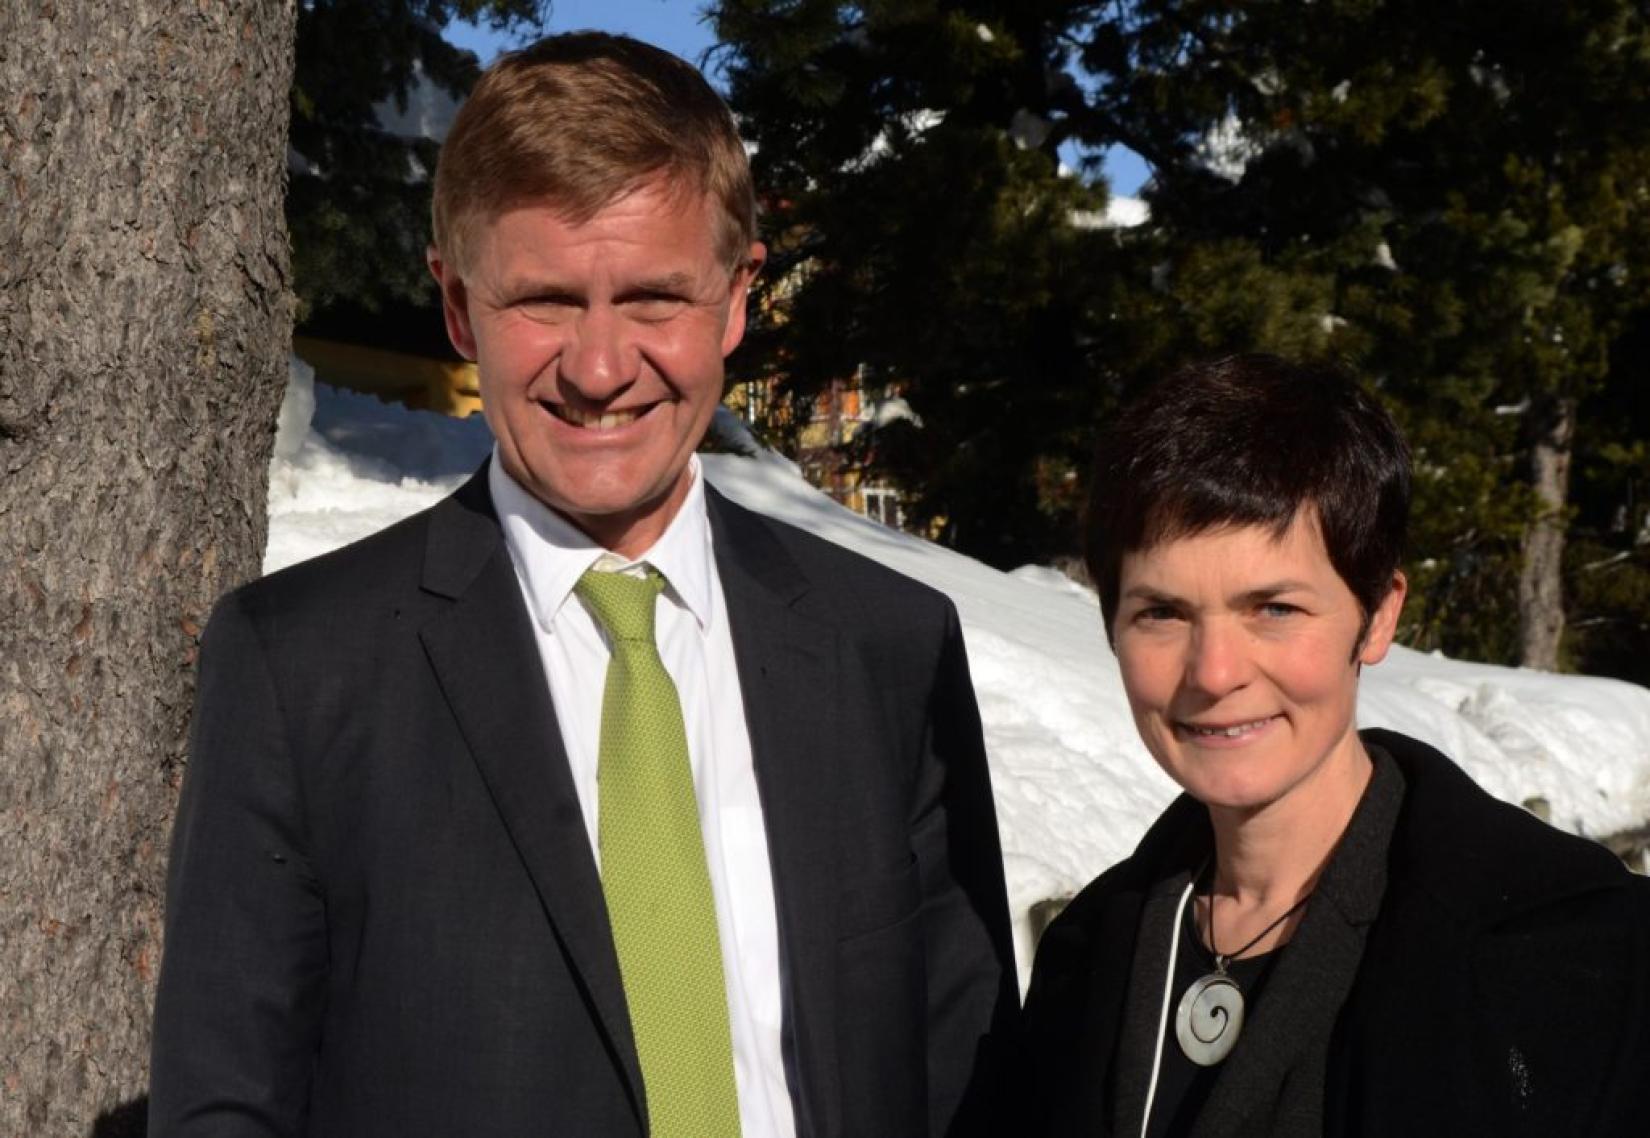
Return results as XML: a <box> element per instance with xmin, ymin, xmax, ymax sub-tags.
<box><xmin>574</xmin><ymin>567</ymin><xmax>742</xmax><ymax>1138</ymax></box>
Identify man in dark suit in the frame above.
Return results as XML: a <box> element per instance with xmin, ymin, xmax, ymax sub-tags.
<box><xmin>148</xmin><ymin>32</ymin><xmax>1016</xmax><ymax>1137</ymax></box>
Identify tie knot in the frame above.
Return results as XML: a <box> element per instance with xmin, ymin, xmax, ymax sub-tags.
<box><xmin>575</xmin><ymin>566</ymin><xmax>665</xmax><ymax>644</ymax></box>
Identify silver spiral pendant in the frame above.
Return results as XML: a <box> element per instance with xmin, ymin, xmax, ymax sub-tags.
<box><xmin>1175</xmin><ymin>971</ymin><xmax>1245</xmax><ymax>1066</ymax></box>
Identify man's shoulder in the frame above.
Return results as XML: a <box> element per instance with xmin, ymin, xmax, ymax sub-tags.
<box><xmin>239</xmin><ymin>506</ymin><xmax>434</xmax><ymax>612</ymax></box>
<box><xmin>214</xmin><ymin>476</ymin><xmax>489</xmax><ymax>646</ymax></box>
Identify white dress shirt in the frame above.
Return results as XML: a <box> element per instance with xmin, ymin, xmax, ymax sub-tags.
<box><xmin>490</xmin><ymin>452</ymin><xmax>796</xmax><ymax>1138</ymax></box>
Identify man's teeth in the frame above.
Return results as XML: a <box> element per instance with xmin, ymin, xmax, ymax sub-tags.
<box><xmin>554</xmin><ymin>405</ymin><xmax>641</xmax><ymax>428</ymax></box>
<box><xmin>1188</xmin><ymin>718</ymin><xmax>1274</xmax><ymax>738</ymax></box>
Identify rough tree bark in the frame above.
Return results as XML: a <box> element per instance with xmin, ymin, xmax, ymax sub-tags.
<box><xmin>1518</xmin><ymin>395</ymin><xmax>1576</xmax><ymax>672</ymax></box>
<box><xmin>0</xmin><ymin>2</ymin><xmax>295</xmax><ymax>1132</ymax></box>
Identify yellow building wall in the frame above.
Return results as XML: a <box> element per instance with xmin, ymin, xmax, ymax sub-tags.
<box><xmin>294</xmin><ymin>336</ymin><xmax>483</xmax><ymax>418</ymax></box>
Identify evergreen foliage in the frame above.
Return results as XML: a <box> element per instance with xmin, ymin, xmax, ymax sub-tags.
<box><xmin>1569</xmin><ymin>311</ymin><xmax>1650</xmax><ymax>684</ymax></box>
<box><xmin>713</xmin><ymin>0</ymin><xmax>1650</xmax><ymax>675</ymax></box>
<box><xmin>714</xmin><ymin>1</ymin><xmax>1132</xmax><ymax>567</ymax></box>
<box><xmin>289</xmin><ymin>1</ymin><xmax>543</xmax><ymax>324</ymax></box>
<box><xmin>1076</xmin><ymin>0</ymin><xmax>1650</xmax><ymax>671</ymax></box>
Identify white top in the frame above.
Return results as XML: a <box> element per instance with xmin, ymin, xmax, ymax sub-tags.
<box><xmin>490</xmin><ymin>452</ymin><xmax>796</xmax><ymax>1138</ymax></box>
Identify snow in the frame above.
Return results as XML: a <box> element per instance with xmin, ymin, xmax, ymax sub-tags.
<box><xmin>266</xmin><ymin>360</ymin><xmax>493</xmax><ymax>572</ymax></box>
<box><xmin>1106</xmin><ymin>196</ymin><xmax>1150</xmax><ymax>227</ymax></box>
<box><xmin>1072</xmin><ymin>195</ymin><xmax>1149</xmax><ymax>230</ymax></box>
<box><xmin>372</xmin><ymin>59</ymin><xmax>462</xmax><ymax>143</ymax></box>
<box><xmin>269</xmin><ymin>358</ymin><xmax>1650</xmax><ymax>987</ymax></box>
<box><xmin>1197</xmin><ymin>112</ymin><xmax>1255</xmax><ymax>183</ymax></box>
<box><xmin>1009</xmin><ymin>108</ymin><xmax>1052</xmax><ymax>151</ymax></box>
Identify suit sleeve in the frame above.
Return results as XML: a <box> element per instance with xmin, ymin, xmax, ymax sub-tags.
<box><xmin>149</xmin><ymin>591</ymin><xmax>327</xmax><ymax>1137</ymax></box>
<box><xmin>910</xmin><ymin>601</ymin><xmax>1019</xmax><ymax>1137</ymax></box>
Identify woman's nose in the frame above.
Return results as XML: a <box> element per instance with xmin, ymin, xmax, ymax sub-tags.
<box><xmin>1184</xmin><ymin>620</ymin><xmax>1252</xmax><ymax>697</ymax></box>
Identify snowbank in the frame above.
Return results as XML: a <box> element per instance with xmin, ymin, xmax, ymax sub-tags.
<box><xmin>269</xmin><ymin>359</ymin><xmax>1650</xmax><ymax>984</ymax></box>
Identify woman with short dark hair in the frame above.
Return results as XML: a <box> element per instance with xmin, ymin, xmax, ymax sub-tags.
<box><xmin>1013</xmin><ymin>355</ymin><xmax>1650</xmax><ymax>1137</ymax></box>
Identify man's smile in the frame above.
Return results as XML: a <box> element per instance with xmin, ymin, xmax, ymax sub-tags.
<box><xmin>543</xmin><ymin>401</ymin><xmax>656</xmax><ymax>430</ymax></box>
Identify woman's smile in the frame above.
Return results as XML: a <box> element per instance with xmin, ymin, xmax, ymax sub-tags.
<box><xmin>1113</xmin><ymin>511</ymin><xmax>1403</xmax><ymax>820</ymax></box>
<box><xmin>1175</xmin><ymin>714</ymin><xmax>1284</xmax><ymax>745</ymax></box>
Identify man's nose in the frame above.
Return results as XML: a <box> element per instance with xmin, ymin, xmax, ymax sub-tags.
<box><xmin>1184</xmin><ymin>619</ymin><xmax>1252</xmax><ymax>697</ymax></box>
<box><xmin>558</xmin><ymin>305</ymin><xmax>637</xmax><ymax>398</ymax></box>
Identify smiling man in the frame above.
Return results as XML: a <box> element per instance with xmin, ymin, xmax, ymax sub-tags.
<box><xmin>437</xmin><ymin>182</ymin><xmax>747</xmax><ymax>557</ymax></box>
<box><xmin>149</xmin><ymin>33</ymin><xmax>1015</xmax><ymax>1138</ymax></box>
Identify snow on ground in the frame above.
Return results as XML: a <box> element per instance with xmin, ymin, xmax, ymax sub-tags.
<box><xmin>270</xmin><ymin>359</ymin><xmax>1650</xmax><ymax>985</ymax></box>
<box><xmin>266</xmin><ymin>358</ymin><xmax>494</xmax><ymax>571</ymax></box>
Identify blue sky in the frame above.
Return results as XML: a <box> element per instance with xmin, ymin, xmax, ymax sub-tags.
<box><xmin>446</xmin><ymin>1</ymin><xmax>717</xmax><ymax>67</ymax></box>
<box><xmin>446</xmin><ymin>4</ymin><xmax>1148</xmax><ymax>196</ymax></box>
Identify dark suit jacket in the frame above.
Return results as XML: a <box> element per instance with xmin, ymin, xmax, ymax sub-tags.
<box><xmin>149</xmin><ymin>470</ymin><xmax>1017</xmax><ymax>1137</ymax></box>
<box><xmin>1013</xmin><ymin>729</ymin><xmax>1650</xmax><ymax>1138</ymax></box>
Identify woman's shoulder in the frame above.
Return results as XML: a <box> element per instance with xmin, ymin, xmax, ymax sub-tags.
<box><xmin>1025</xmin><ymin>795</ymin><xmax>1210</xmax><ymax>1019</ymax></box>
<box><xmin>1346</xmin><ymin>733</ymin><xmax>1650</xmax><ymax>1134</ymax></box>
<box><xmin>1012</xmin><ymin>801</ymin><xmax>1212</xmax><ymax>1137</ymax></box>
<box><xmin>1045</xmin><ymin>794</ymin><xmax>1208</xmax><ymax>941</ymax></box>
<box><xmin>1366</xmin><ymin>727</ymin><xmax>1648</xmax><ymax>932</ymax></box>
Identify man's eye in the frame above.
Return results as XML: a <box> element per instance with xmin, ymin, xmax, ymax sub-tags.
<box><xmin>1135</xmin><ymin>605</ymin><xmax>1181</xmax><ymax>623</ymax></box>
<box><xmin>516</xmin><ymin>295</ymin><xmax>579</xmax><ymax>318</ymax></box>
<box><xmin>624</xmin><ymin>294</ymin><xmax>689</xmax><ymax>321</ymax></box>
<box><xmin>1258</xmin><ymin>602</ymin><xmax>1300</xmax><ymax>618</ymax></box>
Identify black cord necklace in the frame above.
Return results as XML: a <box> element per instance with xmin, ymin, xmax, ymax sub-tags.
<box><xmin>1173</xmin><ymin>884</ymin><xmax>1312</xmax><ymax>1066</ymax></box>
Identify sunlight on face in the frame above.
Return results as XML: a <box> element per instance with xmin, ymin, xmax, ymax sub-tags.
<box><xmin>1112</xmin><ymin>511</ymin><xmax>1404</xmax><ymax>825</ymax></box>
<box><xmin>430</xmin><ymin>177</ymin><xmax>764</xmax><ymax>557</ymax></box>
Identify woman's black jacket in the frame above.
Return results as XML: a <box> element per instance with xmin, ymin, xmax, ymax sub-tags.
<box><xmin>1012</xmin><ymin>728</ymin><xmax>1650</xmax><ymax>1138</ymax></box>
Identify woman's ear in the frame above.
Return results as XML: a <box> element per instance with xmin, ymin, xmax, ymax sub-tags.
<box><xmin>1358</xmin><ymin>570</ymin><xmax>1408</xmax><ymax>667</ymax></box>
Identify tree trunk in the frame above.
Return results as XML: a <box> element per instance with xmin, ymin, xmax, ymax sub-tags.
<box><xmin>0</xmin><ymin>3</ymin><xmax>295</xmax><ymax>1132</ymax></box>
<box><xmin>1518</xmin><ymin>395</ymin><xmax>1576</xmax><ymax>671</ymax></box>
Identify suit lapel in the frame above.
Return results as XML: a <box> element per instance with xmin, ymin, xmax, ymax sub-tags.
<box><xmin>1112</xmin><ymin>868</ymin><xmax>1197</xmax><ymax>1134</ymax></box>
<box><xmin>416</xmin><ymin>471</ymin><xmax>646</xmax><ymax>1126</ymax></box>
<box><xmin>708</xmin><ymin>488</ymin><xmax>844</xmax><ymax>1138</ymax></box>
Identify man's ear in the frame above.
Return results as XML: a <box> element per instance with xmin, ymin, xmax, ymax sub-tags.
<box><xmin>428</xmin><ymin>245</ymin><xmax>478</xmax><ymax>361</ymax></box>
<box><xmin>721</xmin><ymin>240</ymin><xmax>767</xmax><ymax>358</ymax></box>
<box><xmin>1358</xmin><ymin>570</ymin><xmax>1408</xmax><ymax>667</ymax></box>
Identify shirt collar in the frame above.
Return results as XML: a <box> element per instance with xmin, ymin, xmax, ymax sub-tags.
<box><xmin>489</xmin><ymin>448</ymin><xmax>716</xmax><ymax>632</ymax></box>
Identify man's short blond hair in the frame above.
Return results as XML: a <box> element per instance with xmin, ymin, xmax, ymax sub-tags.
<box><xmin>432</xmin><ymin>32</ymin><xmax>756</xmax><ymax>274</ymax></box>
